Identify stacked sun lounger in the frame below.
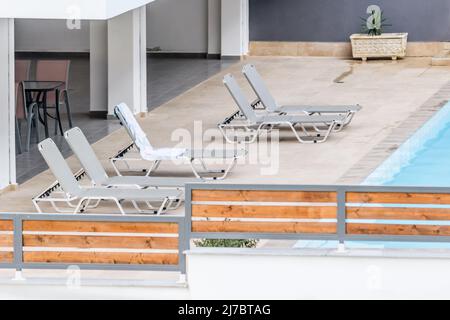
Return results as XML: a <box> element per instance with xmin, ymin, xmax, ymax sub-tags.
<box><xmin>218</xmin><ymin>64</ymin><xmax>362</xmax><ymax>144</ymax></box>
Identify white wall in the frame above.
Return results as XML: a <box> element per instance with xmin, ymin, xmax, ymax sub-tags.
<box><xmin>15</xmin><ymin>0</ymin><xmax>209</xmax><ymax>53</ymax></box>
<box><xmin>208</xmin><ymin>0</ymin><xmax>221</xmax><ymax>55</ymax></box>
<box><xmin>15</xmin><ymin>19</ymin><xmax>90</xmax><ymax>52</ymax></box>
<box><xmin>187</xmin><ymin>249</ymin><xmax>450</xmax><ymax>299</ymax></box>
<box><xmin>221</xmin><ymin>0</ymin><xmax>249</xmax><ymax>57</ymax></box>
<box><xmin>0</xmin><ymin>19</ymin><xmax>16</xmax><ymax>189</ymax></box>
<box><xmin>90</xmin><ymin>21</ymin><xmax>108</xmax><ymax>112</ymax></box>
<box><xmin>108</xmin><ymin>8</ymin><xmax>147</xmax><ymax>115</ymax></box>
<box><xmin>147</xmin><ymin>0</ymin><xmax>208</xmax><ymax>53</ymax></box>
<box><xmin>0</xmin><ymin>0</ymin><xmax>155</xmax><ymax>20</ymax></box>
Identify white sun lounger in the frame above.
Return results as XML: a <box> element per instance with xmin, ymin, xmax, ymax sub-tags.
<box><xmin>34</xmin><ymin>138</ymin><xmax>183</xmax><ymax>215</ymax></box>
<box><xmin>219</xmin><ymin>74</ymin><xmax>345</xmax><ymax>144</ymax></box>
<box><xmin>113</xmin><ymin>103</ymin><xmax>246</xmax><ymax>180</ymax></box>
<box><xmin>64</xmin><ymin>127</ymin><xmax>202</xmax><ymax>191</ymax></box>
<box><xmin>242</xmin><ymin>64</ymin><xmax>362</xmax><ymax>128</ymax></box>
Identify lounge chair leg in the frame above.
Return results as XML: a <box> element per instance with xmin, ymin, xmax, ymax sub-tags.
<box><xmin>32</xmin><ymin>200</ymin><xmax>43</xmax><ymax>213</ymax></box>
<box><xmin>88</xmin><ymin>199</ymin><xmax>102</xmax><ymax>209</ymax></box>
<box><xmin>156</xmin><ymin>198</ymin><xmax>170</xmax><ymax>215</ymax></box>
<box><xmin>74</xmin><ymin>198</ymin><xmax>88</xmax><ymax>214</ymax></box>
<box><xmin>146</xmin><ymin>201</ymin><xmax>157</xmax><ymax>210</ymax></box>
<box><xmin>131</xmin><ymin>200</ymin><xmax>144</xmax><ymax>213</ymax></box>
<box><xmin>145</xmin><ymin>160</ymin><xmax>161</xmax><ymax>177</ymax></box>
<box><xmin>111</xmin><ymin>159</ymin><xmax>123</xmax><ymax>176</ymax></box>
<box><xmin>288</xmin><ymin>121</ymin><xmax>337</xmax><ymax>144</ymax></box>
<box><xmin>343</xmin><ymin>112</ymin><xmax>355</xmax><ymax>127</ymax></box>
<box><xmin>169</xmin><ymin>199</ymin><xmax>182</xmax><ymax>210</ymax></box>
<box><xmin>50</xmin><ymin>201</ymin><xmax>71</xmax><ymax>213</ymax></box>
<box><xmin>189</xmin><ymin>157</ymin><xmax>237</xmax><ymax>181</ymax></box>
<box><xmin>114</xmin><ymin>199</ymin><xmax>127</xmax><ymax>215</ymax></box>
<box><xmin>219</xmin><ymin>125</ymin><xmax>260</xmax><ymax>144</ymax></box>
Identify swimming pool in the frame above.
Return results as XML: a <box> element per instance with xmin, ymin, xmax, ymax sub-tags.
<box><xmin>364</xmin><ymin>102</ymin><xmax>450</xmax><ymax>186</ymax></box>
<box><xmin>296</xmin><ymin>102</ymin><xmax>450</xmax><ymax>249</ymax></box>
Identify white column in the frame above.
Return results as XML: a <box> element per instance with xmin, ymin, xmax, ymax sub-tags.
<box><xmin>0</xmin><ymin>19</ymin><xmax>16</xmax><ymax>189</ymax></box>
<box><xmin>221</xmin><ymin>0</ymin><xmax>249</xmax><ymax>58</ymax></box>
<box><xmin>89</xmin><ymin>20</ymin><xmax>108</xmax><ymax>117</ymax></box>
<box><xmin>107</xmin><ymin>6</ymin><xmax>147</xmax><ymax>115</ymax></box>
<box><xmin>208</xmin><ymin>0</ymin><xmax>221</xmax><ymax>58</ymax></box>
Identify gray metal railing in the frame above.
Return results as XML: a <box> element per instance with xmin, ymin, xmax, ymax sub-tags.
<box><xmin>185</xmin><ymin>183</ymin><xmax>450</xmax><ymax>245</ymax></box>
<box><xmin>0</xmin><ymin>213</ymin><xmax>187</xmax><ymax>274</ymax></box>
<box><xmin>4</xmin><ymin>183</ymin><xmax>450</xmax><ymax>275</ymax></box>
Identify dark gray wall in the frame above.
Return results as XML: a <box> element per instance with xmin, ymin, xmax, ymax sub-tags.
<box><xmin>249</xmin><ymin>0</ymin><xmax>450</xmax><ymax>42</ymax></box>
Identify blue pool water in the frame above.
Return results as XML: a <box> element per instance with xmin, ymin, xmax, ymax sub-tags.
<box><xmin>364</xmin><ymin>103</ymin><xmax>450</xmax><ymax>186</ymax></box>
<box><xmin>296</xmin><ymin>102</ymin><xmax>450</xmax><ymax>250</ymax></box>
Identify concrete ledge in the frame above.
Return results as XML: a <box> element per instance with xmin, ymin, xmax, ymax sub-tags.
<box><xmin>187</xmin><ymin>247</ymin><xmax>450</xmax><ymax>260</ymax></box>
<box><xmin>187</xmin><ymin>247</ymin><xmax>450</xmax><ymax>299</ymax></box>
<box><xmin>250</xmin><ymin>41</ymin><xmax>449</xmax><ymax>58</ymax></box>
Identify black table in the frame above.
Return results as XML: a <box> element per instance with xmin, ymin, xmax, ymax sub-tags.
<box><xmin>23</xmin><ymin>81</ymin><xmax>65</xmax><ymax>139</ymax></box>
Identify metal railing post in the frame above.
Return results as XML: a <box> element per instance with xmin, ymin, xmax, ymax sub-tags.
<box><xmin>337</xmin><ymin>188</ymin><xmax>347</xmax><ymax>252</ymax></box>
<box><xmin>178</xmin><ymin>184</ymin><xmax>193</xmax><ymax>284</ymax></box>
<box><xmin>12</xmin><ymin>216</ymin><xmax>25</xmax><ymax>281</ymax></box>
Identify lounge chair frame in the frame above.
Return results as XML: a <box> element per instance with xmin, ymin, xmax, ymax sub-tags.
<box><xmin>34</xmin><ymin>139</ymin><xmax>183</xmax><ymax>215</ymax></box>
<box><xmin>243</xmin><ymin>64</ymin><xmax>361</xmax><ymax>130</ymax></box>
<box><xmin>110</xmin><ymin>143</ymin><xmax>238</xmax><ymax>181</ymax></box>
<box><xmin>113</xmin><ymin>105</ymin><xmax>243</xmax><ymax>180</ymax></box>
<box><xmin>219</xmin><ymin>74</ymin><xmax>343</xmax><ymax>144</ymax></box>
<box><xmin>64</xmin><ymin>127</ymin><xmax>202</xmax><ymax>193</ymax></box>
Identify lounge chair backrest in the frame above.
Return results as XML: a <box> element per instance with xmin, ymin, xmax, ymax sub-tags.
<box><xmin>242</xmin><ymin>64</ymin><xmax>278</xmax><ymax>112</ymax></box>
<box><xmin>64</xmin><ymin>127</ymin><xmax>109</xmax><ymax>185</ymax></box>
<box><xmin>38</xmin><ymin>139</ymin><xmax>82</xmax><ymax>197</ymax></box>
<box><xmin>223</xmin><ymin>74</ymin><xmax>257</xmax><ymax>122</ymax></box>
<box><xmin>114</xmin><ymin>103</ymin><xmax>153</xmax><ymax>152</ymax></box>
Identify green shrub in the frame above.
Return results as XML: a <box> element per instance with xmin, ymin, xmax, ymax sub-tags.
<box><xmin>194</xmin><ymin>239</ymin><xmax>258</xmax><ymax>248</ymax></box>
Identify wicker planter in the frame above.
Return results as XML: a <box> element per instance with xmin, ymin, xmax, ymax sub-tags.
<box><xmin>350</xmin><ymin>33</ymin><xmax>408</xmax><ymax>61</ymax></box>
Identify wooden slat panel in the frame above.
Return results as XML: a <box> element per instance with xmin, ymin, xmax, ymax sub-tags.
<box><xmin>0</xmin><ymin>220</ymin><xmax>13</xmax><ymax>231</ymax></box>
<box><xmin>193</xmin><ymin>221</ymin><xmax>336</xmax><ymax>234</ymax></box>
<box><xmin>0</xmin><ymin>252</ymin><xmax>13</xmax><ymax>263</ymax></box>
<box><xmin>193</xmin><ymin>205</ymin><xmax>336</xmax><ymax>219</ymax></box>
<box><xmin>24</xmin><ymin>235</ymin><xmax>178</xmax><ymax>250</ymax></box>
<box><xmin>23</xmin><ymin>221</ymin><xmax>178</xmax><ymax>234</ymax></box>
<box><xmin>347</xmin><ymin>192</ymin><xmax>450</xmax><ymax>205</ymax></box>
<box><xmin>24</xmin><ymin>252</ymin><xmax>178</xmax><ymax>265</ymax></box>
<box><xmin>0</xmin><ymin>235</ymin><xmax>13</xmax><ymax>247</ymax></box>
<box><xmin>347</xmin><ymin>207</ymin><xmax>450</xmax><ymax>221</ymax></box>
<box><xmin>192</xmin><ymin>190</ymin><xmax>337</xmax><ymax>203</ymax></box>
<box><xmin>348</xmin><ymin>224</ymin><xmax>450</xmax><ymax>236</ymax></box>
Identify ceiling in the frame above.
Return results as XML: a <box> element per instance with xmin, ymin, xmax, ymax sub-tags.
<box><xmin>0</xmin><ymin>0</ymin><xmax>155</xmax><ymax>20</ymax></box>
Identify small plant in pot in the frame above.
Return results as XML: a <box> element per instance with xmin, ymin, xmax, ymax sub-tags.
<box><xmin>350</xmin><ymin>5</ymin><xmax>408</xmax><ymax>61</ymax></box>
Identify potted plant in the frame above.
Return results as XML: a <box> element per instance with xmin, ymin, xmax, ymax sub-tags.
<box><xmin>350</xmin><ymin>5</ymin><xmax>408</xmax><ymax>61</ymax></box>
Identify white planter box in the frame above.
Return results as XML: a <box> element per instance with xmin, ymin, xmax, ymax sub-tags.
<box><xmin>350</xmin><ymin>33</ymin><xmax>408</xmax><ymax>61</ymax></box>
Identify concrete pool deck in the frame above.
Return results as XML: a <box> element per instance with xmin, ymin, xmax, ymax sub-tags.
<box><xmin>2</xmin><ymin>56</ymin><xmax>450</xmax><ymax>213</ymax></box>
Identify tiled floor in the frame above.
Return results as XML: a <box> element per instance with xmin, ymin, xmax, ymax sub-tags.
<box><xmin>5</xmin><ymin>56</ymin><xmax>450</xmax><ymax>214</ymax></box>
<box><xmin>15</xmin><ymin>56</ymin><xmax>236</xmax><ymax>183</ymax></box>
